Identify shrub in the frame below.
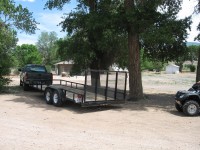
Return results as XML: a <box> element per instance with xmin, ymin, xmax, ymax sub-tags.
<box><xmin>0</xmin><ymin>77</ymin><xmax>11</xmax><ymax>92</ymax></box>
<box><xmin>189</xmin><ymin>65</ymin><xmax>196</xmax><ymax>72</ymax></box>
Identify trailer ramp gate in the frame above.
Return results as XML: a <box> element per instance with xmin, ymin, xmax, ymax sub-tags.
<box><xmin>46</xmin><ymin>70</ymin><xmax>128</xmax><ymax>107</ymax></box>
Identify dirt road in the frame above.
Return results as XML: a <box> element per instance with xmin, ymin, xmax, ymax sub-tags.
<box><xmin>0</xmin><ymin>73</ymin><xmax>200</xmax><ymax>150</ymax></box>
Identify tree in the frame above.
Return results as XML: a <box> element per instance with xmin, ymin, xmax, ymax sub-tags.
<box><xmin>116</xmin><ymin>0</ymin><xmax>191</xmax><ymax>100</ymax></box>
<box><xmin>15</xmin><ymin>44</ymin><xmax>42</xmax><ymax>67</ymax></box>
<box><xmin>46</xmin><ymin>0</ymin><xmax>191</xmax><ymax>100</ymax></box>
<box><xmin>194</xmin><ymin>0</ymin><xmax>200</xmax><ymax>82</ymax></box>
<box><xmin>0</xmin><ymin>24</ymin><xmax>17</xmax><ymax>91</ymax></box>
<box><xmin>0</xmin><ymin>0</ymin><xmax>38</xmax><ymax>90</ymax></box>
<box><xmin>0</xmin><ymin>0</ymin><xmax>38</xmax><ymax>34</ymax></box>
<box><xmin>36</xmin><ymin>31</ymin><xmax>58</xmax><ymax>66</ymax></box>
<box><xmin>47</xmin><ymin>1</ymin><xmax>127</xmax><ymax>86</ymax></box>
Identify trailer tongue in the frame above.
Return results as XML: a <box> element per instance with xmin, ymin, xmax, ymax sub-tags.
<box><xmin>44</xmin><ymin>70</ymin><xmax>128</xmax><ymax>107</ymax></box>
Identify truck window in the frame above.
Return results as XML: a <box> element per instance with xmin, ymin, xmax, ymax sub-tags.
<box><xmin>29</xmin><ymin>66</ymin><xmax>47</xmax><ymax>73</ymax></box>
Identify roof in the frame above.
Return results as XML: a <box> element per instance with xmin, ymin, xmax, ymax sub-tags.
<box><xmin>166</xmin><ymin>64</ymin><xmax>179</xmax><ymax>68</ymax></box>
<box><xmin>54</xmin><ymin>61</ymin><xmax>74</xmax><ymax>65</ymax></box>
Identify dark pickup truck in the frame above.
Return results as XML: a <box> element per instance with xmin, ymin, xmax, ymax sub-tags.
<box><xmin>18</xmin><ymin>64</ymin><xmax>52</xmax><ymax>91</ymax></box>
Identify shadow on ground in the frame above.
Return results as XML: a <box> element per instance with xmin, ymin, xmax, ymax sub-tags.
<box><xmin>5</xmin><ymin>85</ymin><xmax>199</xmax><ymax>117</ymax></box>
<box><xmin>2</xmin><ymin>85</ymin><xmax>188</xmax><ymax>116</ymax></box>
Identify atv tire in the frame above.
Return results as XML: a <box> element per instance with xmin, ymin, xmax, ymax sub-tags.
<box><xmin>183</xmin><ymin>100</ymin><xmax>199</xmax><ymax>116</ymax></box>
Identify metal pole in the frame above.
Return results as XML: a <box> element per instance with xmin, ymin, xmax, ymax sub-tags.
<box><xmin>84</xmin><ymin>70</ymin><xmax>87</xmax><ymax>103</ymax></box>
<box><xmin>114</xmin><ymin>72</ymin><xmax>118</xmax><ymax>100</ymax></box>
<box><xmin>105</xmin><ymin>71</ymin><xmax>109</xmax><ymax>101</ymax></box>
<box><xmin>95</xmin><ymin>71</ymin><xmax>98</xmax><ymax>101</ymax></box>
<box><xmin>124</xmin><ymin>72</ymin><xmax>127</xmax><ymax>100</ymax></box>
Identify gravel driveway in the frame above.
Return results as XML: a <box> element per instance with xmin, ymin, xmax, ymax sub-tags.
<box><xmin>0</xmin><ymin>73</ymin><xmax>199</xmax><ymax>150</ymax></box>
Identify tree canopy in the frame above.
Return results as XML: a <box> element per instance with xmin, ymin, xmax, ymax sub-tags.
<box><xmin>46</xmin><ymin>0</ymin><xmax>191</xmax><ymax>99</ymax></box>
<box><xmin>36</xmin><ymin>31</ymin><xmax>59</xmax><ymax>66</ymax></box>
<box><xmin>0</xmin><ymin>0</ymin><xmax>38</xmax><ymax>91</ymax></box>
<box><xmin>15</xmin><ymin>44</ymin><xmax>42</xmax><ymax>67</ymax></box>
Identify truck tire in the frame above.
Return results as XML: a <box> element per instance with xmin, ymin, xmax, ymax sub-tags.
<box><xmin>183</xmin><ymin>100</ymin><xmax>199</xmax><ymax>116</ymax></box>
<box><xmin>44</xmin><ymin>88</ymin><xmax>53</xmax><ymax>104</ymax></box>
<box><xmin>175</xmin><ymin>102</ymin><xmax>183</xmax><ymax>112</ymax></box>
<box><xmin>52</xmin><ymin>90</ymin><xmax>64</xmax><ymax>107</ymax></box>
<box><xmin>20</xmin><ymin>80</ymin><xmax>23</xmax><ymax>86</ymax></box>
<box><xmin>23</xmin><ymin>83</ymin><xmax>29</xmax><ymax>91</ymax></box>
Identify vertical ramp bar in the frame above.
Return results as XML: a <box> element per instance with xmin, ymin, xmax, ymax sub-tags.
<box><xmin>124</xmin><ymin>72</ymin><xmax>127</xmax><ymax>100</ymax></box>
<box><xmin>114</xmin><ymin>72</ymin><xmax>118</xmax><ymax>100</ymax></box>
<box><xmin>105</xmin><ymin>71</ymin><xmax>109</xmax><ymax>101</ymax></box>
<box><xmin>95</xmin><ymin>71</ymin><xmax>97</xmax><ymax>101</ymax></box>
<box><xmin>84</xmin><ymin>70</ymin><xmax>87</xmax><ymax>103</ymax></box>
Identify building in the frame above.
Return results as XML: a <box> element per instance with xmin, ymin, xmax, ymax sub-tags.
<box><xmin>165</xmin><ymin>64</ymin><xmax>180</xmax><ymax>74</ymax></box>
<box><xmin>54</xmin><ymin>61</ymin><xmax>74</xmax><ymax>75</ymax></box>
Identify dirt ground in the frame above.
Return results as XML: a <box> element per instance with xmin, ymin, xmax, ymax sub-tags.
<box><xmin>0</xmin><ymin>72</ymin><xmax>200</xmax><ymax>150</ymax></box>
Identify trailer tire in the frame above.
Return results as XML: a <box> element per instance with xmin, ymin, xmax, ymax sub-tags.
<box><xmin>52</xmin><ymin>90</ymin><xmax>64</xmax><ymax>107</ymax></box>
<box><xmin>44</xmin><ymin>88</ymin><xmax>53</xmax><ymax>104</ymax></box>
<box><xmin>20</xmin><ymin>80</ymin><xmax>23</xmax><ymax>86</ymax></box>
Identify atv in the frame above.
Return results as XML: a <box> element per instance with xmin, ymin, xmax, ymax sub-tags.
<box><xmin>175</xmin><ymin>83</ymin><xmax>200</xmax><ymax>116</ymax></box>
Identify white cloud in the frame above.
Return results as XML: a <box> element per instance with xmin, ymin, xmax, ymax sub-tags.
<box><xmin>18</xmin><ymin>0</ymin><xmax>35</xmax><ymax>2</ymax></box>
<box><xmin>36</xmin><ymin>12</ymin><xmax>66</xmax><ymax>36</ymax></box>
<box><xmin>17</xmin><ymin>33</ymin><xmax>37</xmax><ymax>45</ymax></box>
<box><xmin>17</xmin><ymin>12</ymin><xmax>67</xmax><ymax>45</ymax></box>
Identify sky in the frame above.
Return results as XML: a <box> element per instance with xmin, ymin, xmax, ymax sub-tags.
<box><xmin>14</xmin><ymin>0</ymin><xmax>199</xmax><ymax>45</ymax></box>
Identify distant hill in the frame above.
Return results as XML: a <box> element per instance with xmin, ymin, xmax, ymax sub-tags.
<box><xmin>187</xmin><ymin>42</ymin><xmax>200</xmax><ymax>46</ymax></box>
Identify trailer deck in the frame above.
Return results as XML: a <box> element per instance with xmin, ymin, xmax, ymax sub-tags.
<box><xmin>43</xmin><ymin>70</ymin><xmax>128</xmax><ymax>107</ymax></box>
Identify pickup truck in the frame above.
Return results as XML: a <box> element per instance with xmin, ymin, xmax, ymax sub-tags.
<box><xmin>18</xmin><ymin>64</ymin><xmax>53</xmax><ymax>91</ymax></box>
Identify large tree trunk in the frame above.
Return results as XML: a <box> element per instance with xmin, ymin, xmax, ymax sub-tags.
<box><xmin>196</xmin><ymin>48</ymin><xmax>200</xmax><ymax>82</ymax></box>
<box><xmin>125</xmin><ymin>0</ymin><xmax>143</xmax><ymax>100</ymax></box>
<box><xmin>127</xmin><ymin>29</ymin><xmax>143</xmax><ymax>100</ymax></box>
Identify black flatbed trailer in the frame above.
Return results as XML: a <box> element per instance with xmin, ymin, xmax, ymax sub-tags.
<box><xmin>42</xmin><ymin>70</ymin><xmax>128</xmax><ymax>107</ymax></box>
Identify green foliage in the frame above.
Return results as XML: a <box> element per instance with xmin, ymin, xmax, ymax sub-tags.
<box><xmin>46</xmin><ymin>0</ymin><xmax>192</xmax><ymax>98</ymax></box>
<box><xmin>0</xmin><ymin>24</ymin><xmax>17</xmax><ymax>90</ymax></box>
<box><xmin>14</xmin><ymin>44</ymin><xmax>42</xmax><ymax>67</ymax></box>
<box><xmin>54</xmin><ymin>1</ymin><xmax>127</xmax><ymax>71</ymax></box>
<box><xmin>0</xmin><ymin>26</ymin><xmax>17</xmax><ymax>71</ymax></box>
<box><xmin>188</xmin><ymin>64</ymin><xmax>196</xmax><ymax>72</ymax></box>
<box><xmin>0</xmin><ymin>77</ymin><xmax>11</xmax><ymax>92</ymax></box>
<box><xmin>187</xmin><ymin>45</ymin><xmax>200</xmax><ymax>63</ymax></box>
<box><xmin>0</xmin><ymin>0</ymin><xmax>38</xmax><ymax>34</ymax></box>
<box><xmin>0</xmin><ymin>0</ymin><xmax>38</xmax><ymax>90</ymax></box>
<box><xmin>36</xmin><ymin>31</ymin><xmax>59</xmax><ymax>66</ymax></box>
<box><xmin>141</xmin><ymin>16</ymin><xmax>191</xmax><ymax>62</ymax></box>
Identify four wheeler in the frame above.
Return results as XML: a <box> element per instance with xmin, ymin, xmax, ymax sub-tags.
<box><xmin>175</xmin><ymin>83</ymin><xmax>200</xmax><ymax>116</ymax></box>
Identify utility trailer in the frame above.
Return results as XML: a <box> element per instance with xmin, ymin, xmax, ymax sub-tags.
<box><xmin>44</xmin><ymin>70</ymin><xmax>128</xmax><ymax>107</ymax></box>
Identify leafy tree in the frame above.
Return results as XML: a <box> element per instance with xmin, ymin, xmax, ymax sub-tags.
<box><xmin>0</xmin><ymin>0</ymin><xmax>38</xmax><ymax>90</ymax></box>
<box><xmin>48</xmin><ymin>1</ymin><xmax>127</xmax><ymax>86</ymax></box>
<box><xmin>0</xmin><ymin>0</ymin><xmax>38</xmax><ymax>34</ymax></box>
<box><xmin>117</xmin><ymin>0</ymin><xmax>191</xmax><ymax>100</ymax></box>
<box><xmin>46</xmin><ymin>0</ymin><xmax>191</xmax><ymax>100</ymax></box>
<box><xmin>0</xmin><ymin>24</ymin><xmax>17</xmax><ymax>91</ymax></box>
<box><xmin>15</xmin><ymin>44</ymin><xmax>42</xmax><ymax>67</ymax></box>
<box><xmin>36</xmin><ymin>31</ymin><xmax>58</xmax><ymax>67</ymax></box>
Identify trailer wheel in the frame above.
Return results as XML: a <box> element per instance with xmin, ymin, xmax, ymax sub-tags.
<box><xmin>20</xmin><ymin>80</ymin><xmax>23</xmax><ymax>86</ymax></box>
<box><xmin>44</xmin><ymin>88</ymin><xmax>53</xmax><ymax>104</ymax></box>
<box><xmin>52</xmin><ymin>90</ymin><xmax>63</xmax><ymax>107</ymax></box>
